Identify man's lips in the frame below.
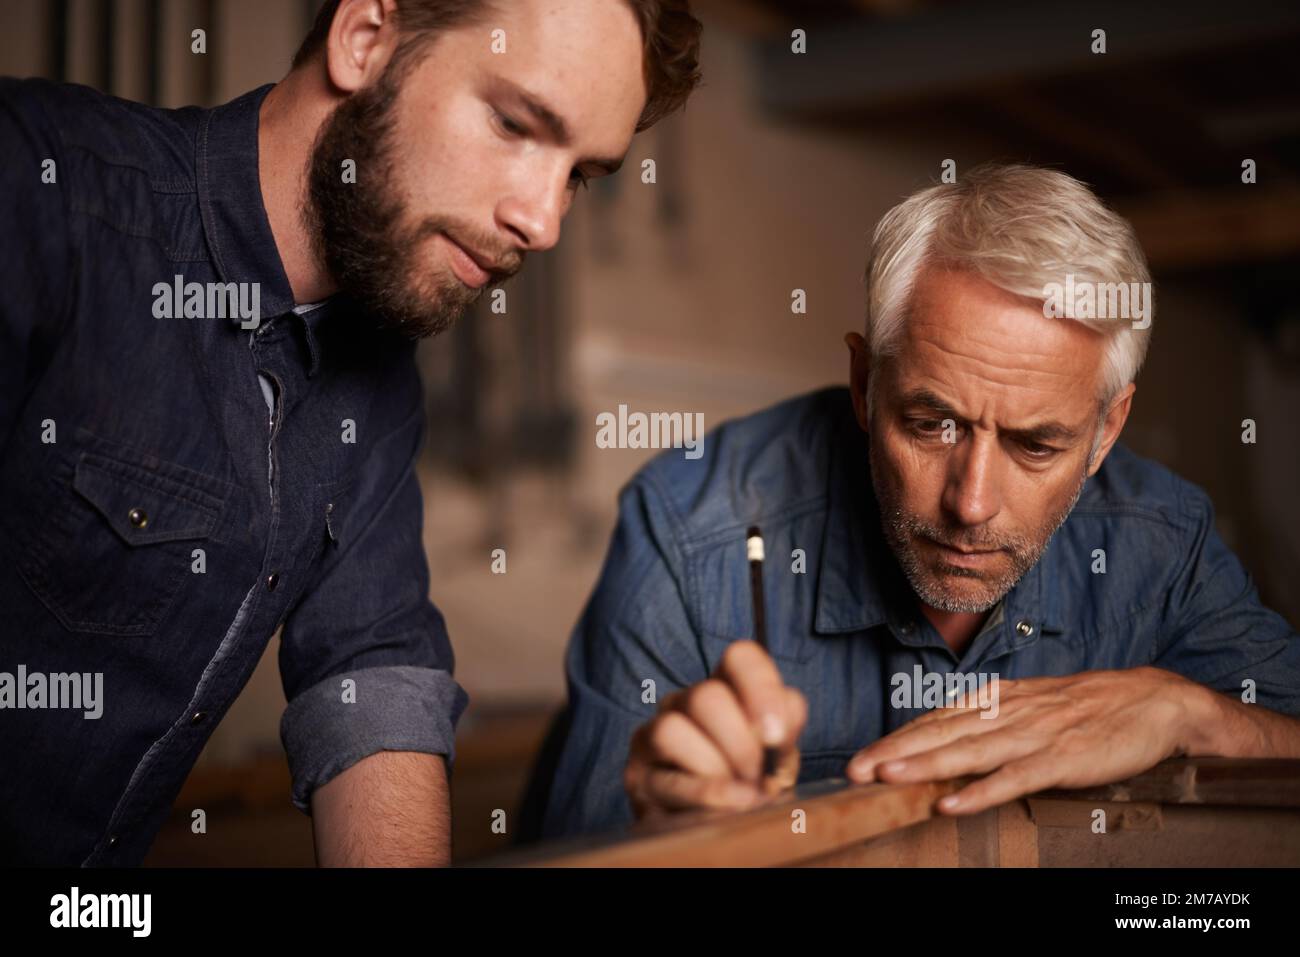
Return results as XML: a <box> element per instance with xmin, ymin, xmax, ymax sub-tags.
<box><xmin>923</xmin><ymin>536</ymin><xmax>1001</xmax><ymax>567</ymax></box>
<box><xmin>443</xmin><ymin>235</ymin><xmax>496</xmax><ymax>289</ymax></box>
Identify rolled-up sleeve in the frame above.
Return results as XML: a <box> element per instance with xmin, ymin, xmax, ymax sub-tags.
<box><xmin>281</xmin><ymin>664</ymin><xmax>467</xmax><ymax>813</ymax></box>
<box><xmin>277</xmin><ymin>403</ymin><xmax>469</xmax><ymax>814</ymax></box>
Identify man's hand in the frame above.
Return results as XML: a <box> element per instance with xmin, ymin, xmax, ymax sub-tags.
<box><xmin>311</xmin><ymin>750</ymin><xmax>451</xmax><ymax>866</ymax></box>
<box><xmin>847</xmin><ymin>666</ymin><xmax>1212</xmax><ymax>815</ymax></box>
<box><xmin>624</xmin><ymin>641</ymin><xmax>807</xmax><ymax>819</ymax></box>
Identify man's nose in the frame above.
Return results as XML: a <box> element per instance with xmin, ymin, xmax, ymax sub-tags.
<box><xmin>941</xmin><ymin>434</ymin><xmax>1002</xmax><ymax>527</ymax></box>
<box><xmin>496</xmin><ymin>176</ymin><xmax>566</xmax><ymax>252</ymax></box>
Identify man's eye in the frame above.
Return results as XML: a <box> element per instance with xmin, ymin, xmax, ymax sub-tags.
<box><xmin>493</xmin><ymin>111</ymin><xmax>526</xmax><ymax>137</ymax></box>
<box><xmin>1020</xmin><ymin>441</ymin><xmax>1057</xmax><ymax>459</ymax></box>
<box><xmin>911</xmin><ymin>419</ymin><xmax>944</xmax><ymax>435</ymax></box>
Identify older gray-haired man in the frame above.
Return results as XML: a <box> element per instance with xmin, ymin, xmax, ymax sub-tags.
<box><xmin>531</xmin><ymin>163</ymin><xmax>1300</xmax><ymax>838</ymax></box>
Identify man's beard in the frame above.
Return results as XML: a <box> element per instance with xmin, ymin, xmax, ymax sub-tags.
<box><xmin>303</xmin><ymin>53</ymin><xmax>522</xmax><ymax>339</ymax></box>
<box><xmin>870</xmin><ymin>446</ymin><xmax>1088</xmax><ymax>614</ymax></box>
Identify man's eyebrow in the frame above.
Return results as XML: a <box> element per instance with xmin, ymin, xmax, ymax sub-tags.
<box><xmin>898</xmin><ymin>389</ymin><xmax>961</xmax><ymax>418</ymax></box>
<box><xmin>898</xmin><ymin>388</ymin><xmax>1081</xmax><ymax>443</ymax></box>
<box><xmin>1003</xmin><ymin>422</ymin><xmax>1082</xmax><ymax>444</ymax></box>
<box><xmin>498</xmin><ymin>79</ymin><xmax>624</xmax><ymax>175</ymax></box>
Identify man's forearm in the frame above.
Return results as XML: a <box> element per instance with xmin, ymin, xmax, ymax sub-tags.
<box><xmin>1183</xmin><ymin>680</ymin><xmax>1300</xmax><ymax>759</ymax></box>
<box><xmin>310</xmin><ymin>750</ymin><xmax>451</xmax><ymax>866</ymax></box>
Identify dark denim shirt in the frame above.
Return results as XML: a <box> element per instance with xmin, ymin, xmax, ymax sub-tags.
<box><xmin>535</xmin><ymin>386</ymin><xmax>1300</xmax><ymax>838</ymax></box>
<box><xmin>0</xmin><ymin>78</ymin><xmax>468</xmax><ymax>865</ymax></box>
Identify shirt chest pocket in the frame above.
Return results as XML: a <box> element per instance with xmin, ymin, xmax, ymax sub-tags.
<box><xmin>17</xmin><ymin>449</ymin><xmax>226</xmax><ymax>637</ymax></box>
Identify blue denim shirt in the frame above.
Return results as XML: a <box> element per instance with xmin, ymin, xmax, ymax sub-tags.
<box><xmin>534</xmin><ymin>386</ymin><xmax>1300</xmax><ymax>838</ymax></box>
<box><xmin>0</xmin><ymin>78</ymin><xmax>468</xmax><ymax>865</ymax></box>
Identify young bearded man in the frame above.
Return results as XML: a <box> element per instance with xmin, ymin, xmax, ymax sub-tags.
<box><xmin>0</xmin><ymin>0</ymin><xmax>700</xmax><ymax>865</ymax></box>
<box><xmin>530</xmin><ymin>163</ymin><xmax>1300</xmax><ymax>838</ymax></box>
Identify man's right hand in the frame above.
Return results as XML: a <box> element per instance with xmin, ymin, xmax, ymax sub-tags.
<box><xmin>624</xmin><ymin>640</ymin><xmax>807</xmax><ymax>819</ymax></box>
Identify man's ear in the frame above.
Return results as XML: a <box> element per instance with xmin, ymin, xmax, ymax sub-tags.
<box><xmin>845</xmin><ymin>332</ymin><xmax>872</xmax><ymax>434</ymax></box>
<box><xmin>1087</xmin><ymin>382</ymin><xmax>1136</xmax><ymax>477</ymax></box>
<box><xmin>324</xmin><ymin>0</ymin><xmax>401</xmax><ymax>94</ymax></box>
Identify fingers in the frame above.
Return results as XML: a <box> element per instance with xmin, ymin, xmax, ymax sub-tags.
<box><xmin>635</xmin><ymin>768</ymin><xmax>762</xmax><ymax>815</ymax></box>
<box><xmin>872</xmin><ymin>729</ymin><xmax>1047</xmax><ymax>786</ymax></box>
<box><xmin>625</xmin><ymin>640</ymin><xmax>806</xmax><ymax>819</ymax></box>
<box><xmin>847</xmin><ymin>678</ymin><xmax>1046</xmax><ymax>782</ymax></box>
<box><xmin>665</xmin><ymin>679</ymin><xmax>765</xmax><ymax>782</ymax></box>
<box><xmin>935</xmin><ymin>753</ymin><xmax>1061</xmax><ymax>815</ymax></box>
<box><xmin>848</xmin><ymin>706</ymin><xmax>990</xmax><ymax>782</ymax></box>
<box><xmin>767</xmin><ymin>685</ymin><xmax>807</xmax><ymax>795</ymax></box>
<box><xmin>715</xmin><ymin>640</ymin><xmax>791</xmax><ymax>748</ymax></box>
<box><xmin>645</xmin><ymin>710</ymin><xmax>734</xmax><ymax>779</ymax></box>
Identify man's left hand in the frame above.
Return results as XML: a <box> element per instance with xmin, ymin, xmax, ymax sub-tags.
<box><xmin>846</xmin><ymin>667</ymin><xmax>1217</xmax><ymax>815</ymax></box>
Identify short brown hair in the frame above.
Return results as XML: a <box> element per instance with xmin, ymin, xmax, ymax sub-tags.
<box><xmin>292</xmin><ymin>0</ymin><xmax>701</xmax><ymax>132</ymax></box>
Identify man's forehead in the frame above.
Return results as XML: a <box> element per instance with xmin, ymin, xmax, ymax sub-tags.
<box><xmin>896</xmin><ymin>271</ymin><xmax>1106</xmax><ymax>399</ymax></box>
<box><xmin>456</xmin><ymin>0</ymin><xmax>647</xmax><ymax>151</ymax></box>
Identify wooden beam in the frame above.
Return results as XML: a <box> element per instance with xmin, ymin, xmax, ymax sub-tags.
<box><xmin>1036</xmin><ymin>757</ymin><xmax>1300</xmax><ymax>807</ymax></box>
<box><xmin>1119</xmin><ymin>187</ymin><xmax>1300</xmax><ymax>268</ymax></box>
<box><xmin>514</xmin><ymin>778</ymin><xmax>962</xmax><ymax>867</ymax></box>
<box><xmin>756</xmin><ymin>0</ymin><xmax>1300</xmax><ymax>118</ymax></box>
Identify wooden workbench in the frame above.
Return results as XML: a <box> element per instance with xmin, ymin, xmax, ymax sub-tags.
<box><xmin>495</xmin><ymin>758</ymin><xmax>1300</xmax><ymax>867</ymax></box>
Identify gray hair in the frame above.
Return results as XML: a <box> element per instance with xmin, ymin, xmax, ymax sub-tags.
<box><xmin>864</xmin><ymin>163</ymin><xmax>1153</xmax><ymax>415</ymax></box>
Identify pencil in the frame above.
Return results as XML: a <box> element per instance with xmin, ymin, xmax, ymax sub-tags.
<box><xmin>746</xmin><ymin>525</ymin><xmax>780</xmax><ymax>780</ymax></box>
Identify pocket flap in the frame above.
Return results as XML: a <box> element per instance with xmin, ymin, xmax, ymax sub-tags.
<box><xmin>73</xmin><ymin>453</ymin><xmax>222</xmax><ymax>545</ymax></box>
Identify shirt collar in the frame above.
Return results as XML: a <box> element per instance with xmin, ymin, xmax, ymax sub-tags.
<box><xmin>813</xmin><ymin>396</ymin><xmax>1064</xmax><ymax>640</ymax></box>
<box><xmin>195</xmin><ymin>83</ymin><xmax>297</xmax><ymax>325</ymax></box>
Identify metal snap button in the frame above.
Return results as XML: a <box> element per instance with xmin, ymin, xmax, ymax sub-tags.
<box><xmin>1015</xmin><ymin>619</ymin><xmax>1034</xmax><ymax>638</ymax></box>
<box><xmin>190</xmin><ymin>711</ymin><xmax>207</xmax><ymax>725</ymax></box>
<box><xmin>128</xmin><ymin>507</ymin><xmax>148</xmax><ymax>529</ymax></box>
<box><xmin>266</xmin><ymin>572</ymin><xmax>280</xmax><ymax>592</ymax></box>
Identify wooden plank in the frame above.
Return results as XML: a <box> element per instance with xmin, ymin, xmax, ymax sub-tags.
<box><xmin>997</xmin><ymin>799</ymin><xmax>1039</xmax><ymax>867</ymax></box>
<box><xmin>1035</xmin><ymin>758</ymin><xmax>1300</xmax><ymax>808</ymax></box>
<box><xmin>1036</xmin><ymin>806</ymin><xmax>1300</xmax><ymax>867</ymax></box>
<box><xmin>523</xmin><ymin>778</ymin><xmax>961</xmax><ymax>868</ymax></box>
<box><xmin>957</xmin><ymin>808</ymin><xmax>1001</xmax><ymax>867</ymax></box>
<box><xmin>800</xmin><ymin>815</ymin><xmax>959</xmax><ymax>867</ymax></box>
<box><xmin>1028</xmin><ymin>799</ymin><xmax>1163</xmax><ymax>831</ymax></box>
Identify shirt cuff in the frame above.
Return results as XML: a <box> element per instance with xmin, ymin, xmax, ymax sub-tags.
<box><xmin>280</xmin><ymin>664</ymin><xmax>470</xmax><ymax>814</ymax></box>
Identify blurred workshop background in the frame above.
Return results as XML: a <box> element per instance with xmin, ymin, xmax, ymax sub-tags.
<box><xmin>2</xmin><ymin>0</ymin><xmax>1299</xmax><ymax>864</ymax></box>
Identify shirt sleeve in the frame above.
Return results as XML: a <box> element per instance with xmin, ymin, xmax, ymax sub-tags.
<box><xmin>1152</xmin><ymin>481</ymin><xmax>1300</xmax><ymax>717</ymax></box>
<box><xmin>538</xmin><ymin>473</ymin><xmax>711</xmax><ymax>839</ymax></box>
<box><xmin>0</xmin><ymin>78</ymin><xmax>74</xmax><ymax>448</ymax></box>
<box><xmin>277</xmin><ymin>403</ymin><xmax>468</xmax><ymax>814</ymax></box>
